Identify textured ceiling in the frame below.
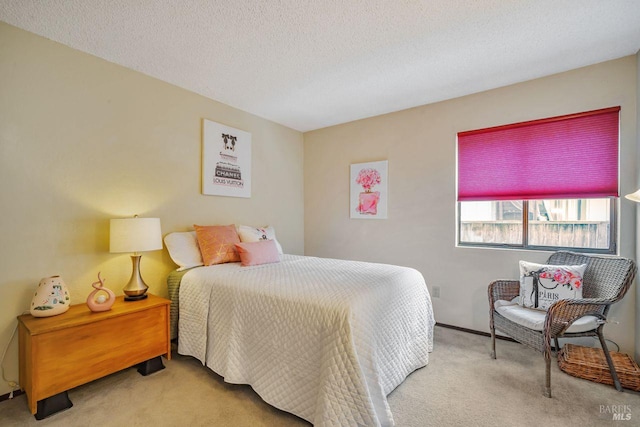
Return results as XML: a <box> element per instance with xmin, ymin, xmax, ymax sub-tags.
<box><xmin>1</xmin><ymin>1</ymin><xmax>640</xmax><ymax>132</ymax></box>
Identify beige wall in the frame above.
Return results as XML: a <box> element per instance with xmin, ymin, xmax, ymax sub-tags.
<box><xmin>305</xmin><ymin>56</ymin><xmax>638</xmax><ymax>356</ymax></box>
<box><xmin>0</xmin><ymin>22</ymin><xmax>304</xmax><ymax>396</ymax></box>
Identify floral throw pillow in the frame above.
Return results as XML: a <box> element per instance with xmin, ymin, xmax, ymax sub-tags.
<box><xmin>519</xmin><ymin>261</ymin><xmax>587</xmax><ymax>311</ymax></box>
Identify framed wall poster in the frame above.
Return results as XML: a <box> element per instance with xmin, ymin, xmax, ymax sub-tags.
<box><xmin>350</xmin><ymin>160</ymin><xmax>388</xmax><ymax>219</ymax></box>
<box><xmin>202</xmin><ymin>119</ymin><xmax>251</xmax><ymax>198</ymax></box>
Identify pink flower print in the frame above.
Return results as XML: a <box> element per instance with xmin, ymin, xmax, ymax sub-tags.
<box><xmin>257</xmin><ymin>228</ymin><xmax>268</xmax><ymax>240</ymax></box>
<box><xmin>539</xmin><ymin>270</ymin><xmax>552</xmax><ymax>279</ymax></box>
<box><xmin>356</xmin><ymin>168</ymin><xmax>381</xmax><ymax>192</ymax></box>
<box><xmin>570</xmin><ymin>276</ymin><xmax>582</xmax><ymax>289</ymax></box>
<box><xmin>553</xmin><ymin>269</ymin><xmax>571</xmax><ymax>285</ymax></box>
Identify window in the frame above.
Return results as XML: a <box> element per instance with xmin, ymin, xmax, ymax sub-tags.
<box><xmin>459</xmin><ymin>198</ymin><xmax>615</xmax><ymax>252</ymax></box>
<box><xmin>457</xmin><ymin>107</ymin><xmax>619</xmax><ymax>254</ymax></box>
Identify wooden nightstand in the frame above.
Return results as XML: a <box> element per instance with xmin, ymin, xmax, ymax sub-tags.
<box><xmin>18</xmin><ymin>294</ymin><xmax>171</xmax><ymax>419</ymax></box>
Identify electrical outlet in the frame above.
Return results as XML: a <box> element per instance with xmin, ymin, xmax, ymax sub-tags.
<box><xmin>432</xmin><ymin>286</ymin><xmax>440</xmax><ymax>298</ymax></box>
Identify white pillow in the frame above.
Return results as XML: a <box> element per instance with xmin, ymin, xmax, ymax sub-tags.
<box><xmin>164</xmin><ymin>231</ymin><xmax>204</xmax><ymax>271</ymax></box>
<box><xmin>519</xmin><ymin>261</ymin><xmax>587</xmax><ymax>311</ymax></box>
<box><xmin>236</xmin><ymin>225</ymin><xmax>284</xmax><ymax>254</ymax></box>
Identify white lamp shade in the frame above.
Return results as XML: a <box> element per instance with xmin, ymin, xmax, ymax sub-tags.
<box><xmin>110</xmin><ymin>217</ymin><xmax>163</xmax><ymax>253</ymax></box>
<box><xmin>625</xmin><ymin>189</ymin><xmax>640</xmax><ymax>203</ymax></box>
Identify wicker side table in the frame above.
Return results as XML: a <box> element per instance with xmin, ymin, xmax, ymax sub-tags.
<box><xmin>558</xmin><ymin>344</ymin><xmax>640</xmax><ymax>391</ymax></box>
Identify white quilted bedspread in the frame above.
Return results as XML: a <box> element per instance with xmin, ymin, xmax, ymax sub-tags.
<box><xmin>178</xmin><ymin>255</ymin><xmax>434</xmax><ymax>426</ymax></box>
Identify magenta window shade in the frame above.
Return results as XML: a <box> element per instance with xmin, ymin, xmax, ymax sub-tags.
<box><xmin>457</xmin><ymin>107</ymin><xmax>620</xmax><ymax>201</ymax></box>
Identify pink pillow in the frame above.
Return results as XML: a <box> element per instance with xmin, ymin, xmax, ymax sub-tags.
<box><xmin>234</xmin><ymin>240</ymin><xmax>280</xmax><ymax>266</ymax></box>
<box><xmin>194</xmin><ymin>224</ymin><xmax>241</xmax><ymax>265</ymax></box>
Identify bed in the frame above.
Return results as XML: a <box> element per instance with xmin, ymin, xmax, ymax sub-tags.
<box><xmin>169</xmin><ymin>254</ymin><xmax>434</xmax><ymax>426</ymax></box>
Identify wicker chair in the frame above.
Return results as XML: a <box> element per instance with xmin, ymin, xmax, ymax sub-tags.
<box><xmin>488</xmin><ymin>251</ymin><xmax>636</xmax><ymax>397</ymax></box>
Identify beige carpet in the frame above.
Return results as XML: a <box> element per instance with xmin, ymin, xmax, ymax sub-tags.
<box><xmin>1</xmin><ymin>326</ymin><xmax>638</xmax><ymax>426</ymax></box>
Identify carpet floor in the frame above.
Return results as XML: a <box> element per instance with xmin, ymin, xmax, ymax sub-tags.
<box><xmin>1</xmin><ymin>326</ymin><xmax>638</xmax><ymax>426</ymax></box>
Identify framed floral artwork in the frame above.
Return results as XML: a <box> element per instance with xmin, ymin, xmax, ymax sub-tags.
<box><xmin>202</xmin><ymin>119</ymin><xmax>251</xmax><ymax>198</ymax></box>
<box><xmin>350</xmin><ymin>160</ymin><xmax>388</xmax><ymax>219</ymax></box>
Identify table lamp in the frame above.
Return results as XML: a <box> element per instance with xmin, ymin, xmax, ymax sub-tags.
<box><xmin>110</xmin><ymin>216</ymin><xmax>162</xmax><ymax>301</ymax></box>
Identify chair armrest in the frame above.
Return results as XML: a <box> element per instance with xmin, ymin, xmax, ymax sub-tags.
<box><xmin>488</xmin><ymin>280</ymin><xmax>520</xmax><ymax>309</ymax></box>
<box><xmin>544</xmin><ymin>298</ymin><xmax>608</xmax><ymax>337</ymax></box>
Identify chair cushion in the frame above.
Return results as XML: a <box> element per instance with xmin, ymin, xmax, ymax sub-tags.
<box><xmin>494</xmin><ymin>299</ymin><xmax>599</xmax><ymax>333</ymax></box>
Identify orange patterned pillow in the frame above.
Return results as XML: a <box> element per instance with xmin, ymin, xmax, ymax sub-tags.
<box><xmin>193</xmin><ymin>224</ymin><xmax>241</xmax><ymax>265</ymax></box>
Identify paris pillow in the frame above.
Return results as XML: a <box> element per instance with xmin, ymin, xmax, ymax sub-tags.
<box><xmin>519</xmin><ymin>261</ymin><xmax>587</xmax><ymax>311</ymax></box>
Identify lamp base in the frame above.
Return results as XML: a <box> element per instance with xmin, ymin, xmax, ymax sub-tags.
<box><xmin>124</xmin><ymin>293</ymin><xmax>148</xmax><ymax>302</ymax></box>
<box><xmin>123</xmin><ymin>255</ymin><xmax>150</xmax><ymax>301</ymax></box>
